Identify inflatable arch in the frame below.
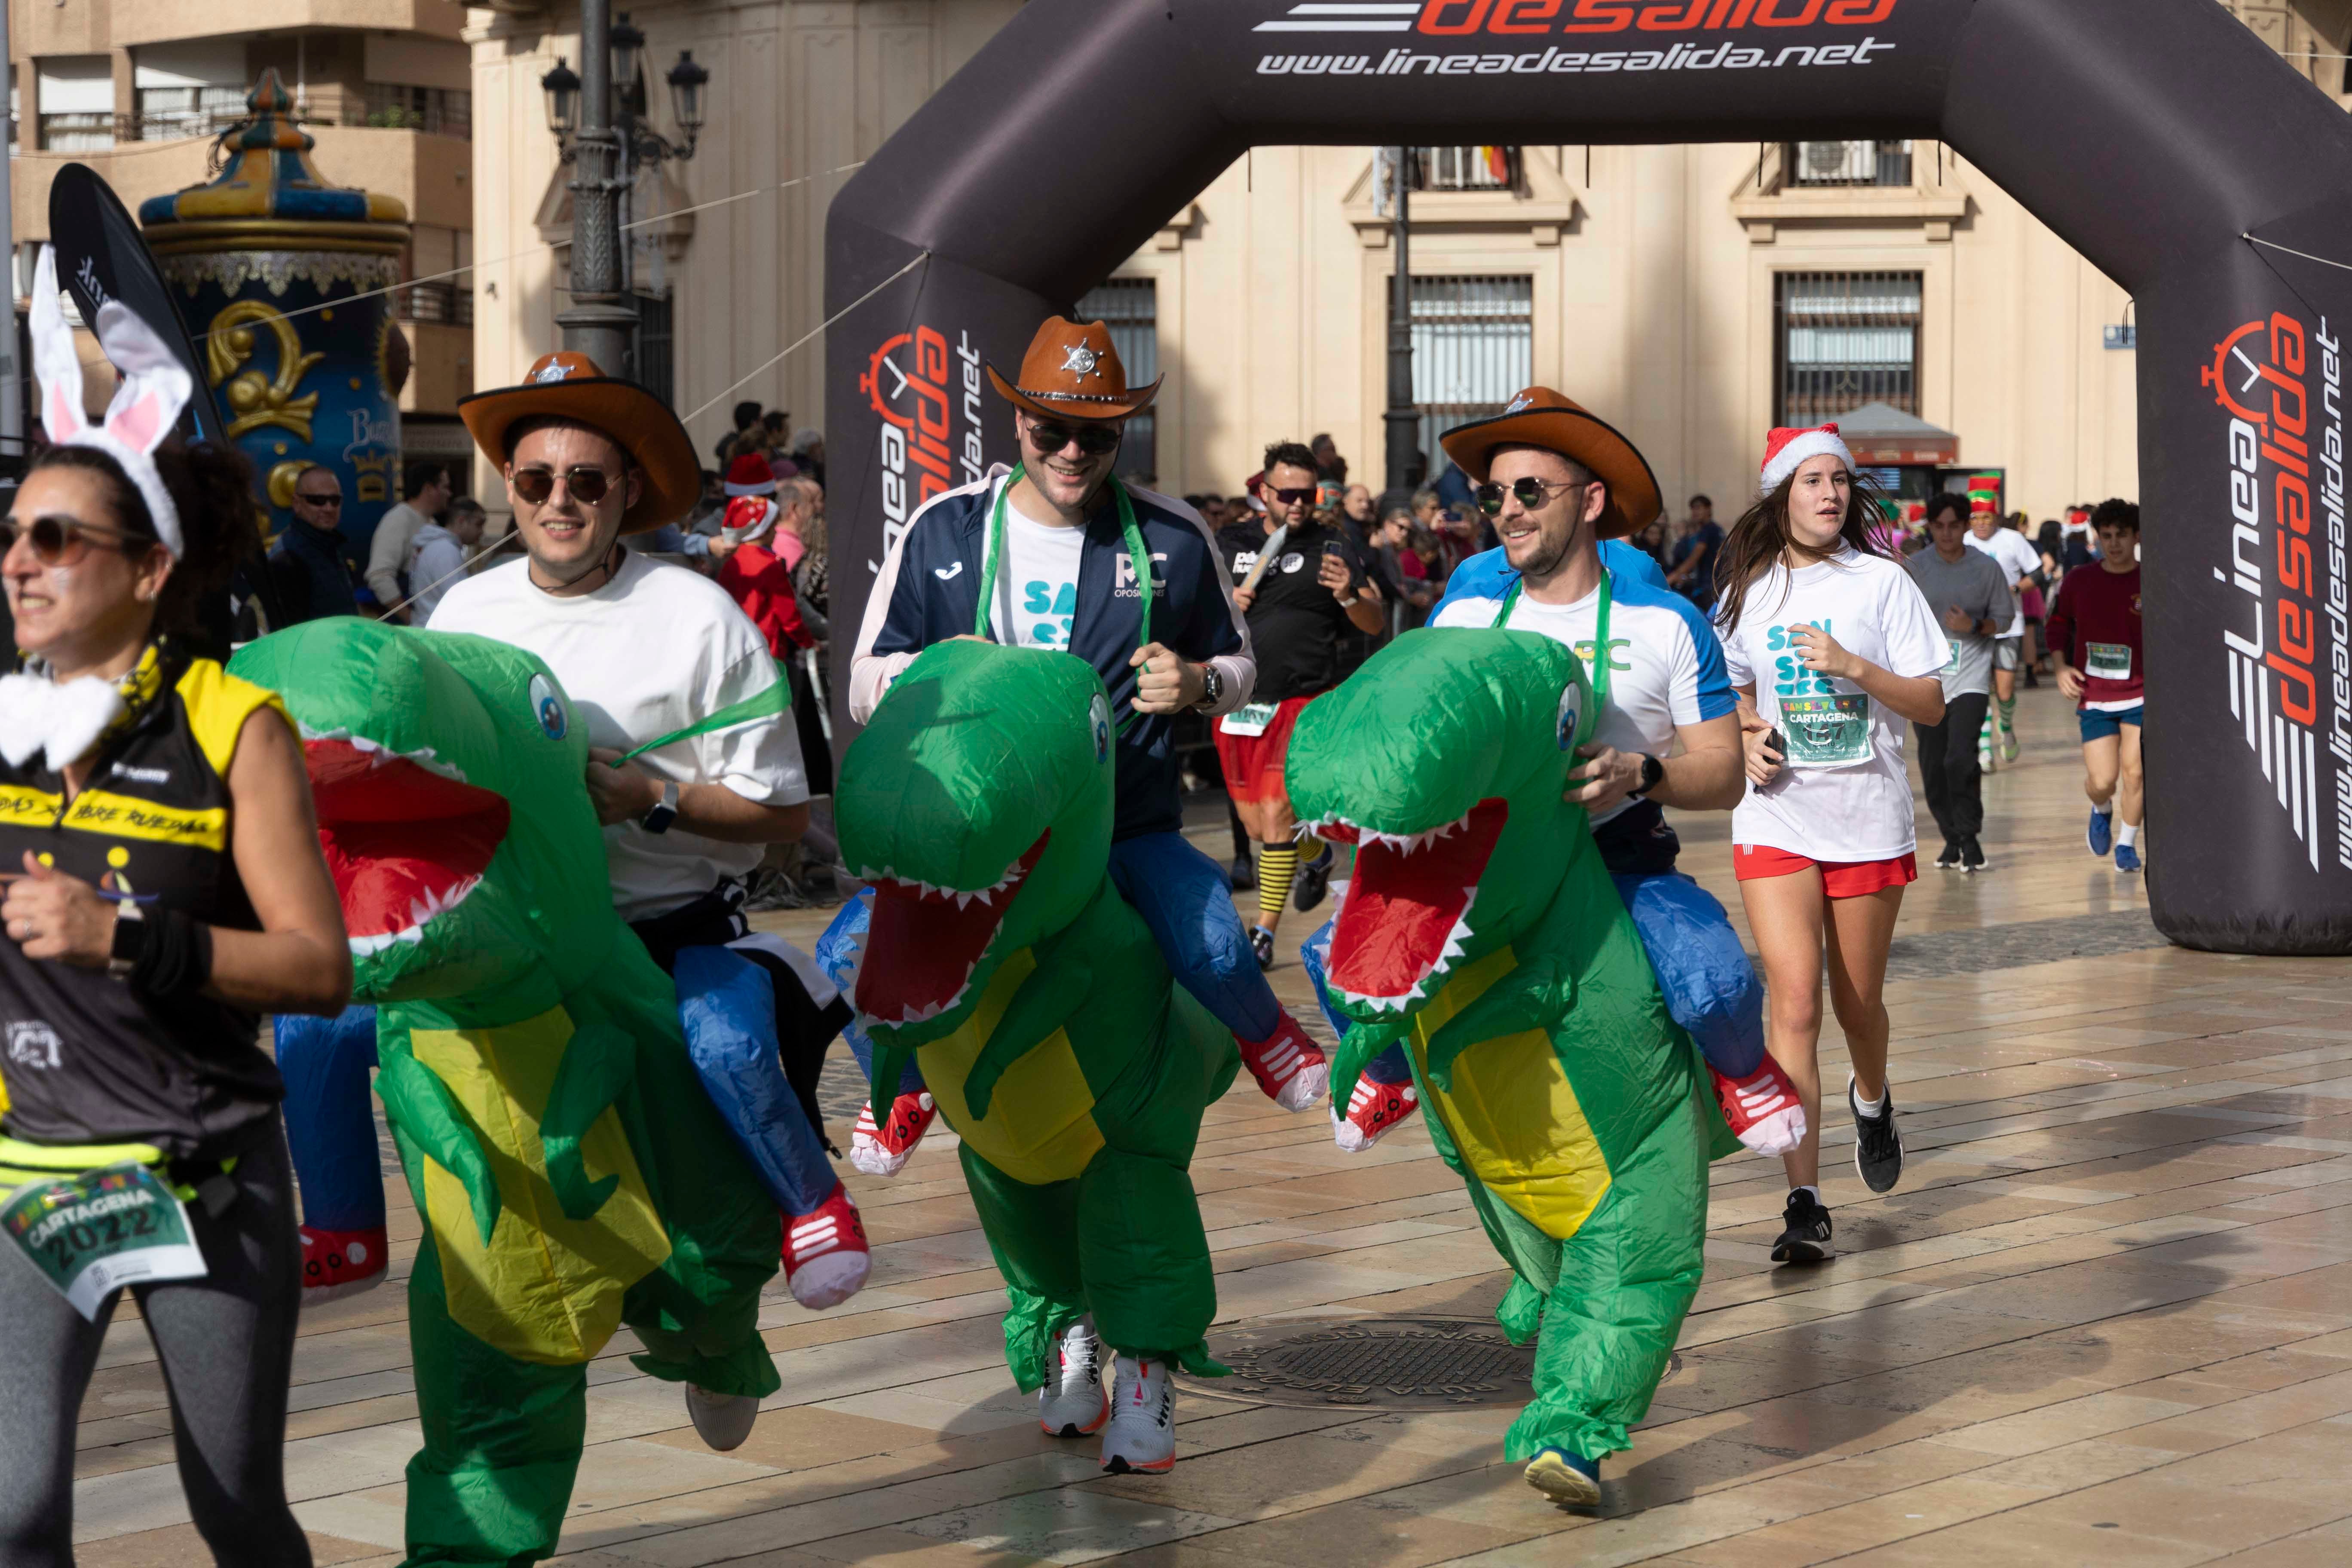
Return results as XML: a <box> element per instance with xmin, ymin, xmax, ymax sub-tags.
<box><xmin>826</xmin><ymin>0</ymin><xmax>2352</xmax><ymax>956</ymax></box>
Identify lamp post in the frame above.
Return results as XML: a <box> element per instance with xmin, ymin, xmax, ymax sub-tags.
<box><xmin>1383</xmin><ymin>146</ymin><xmax>1418</xmax><ymax>496</ymax></box>
<box><xmin>542</xmin><ymin>8</ymin><xmax>706</xmax><ymax>382</ymax></box>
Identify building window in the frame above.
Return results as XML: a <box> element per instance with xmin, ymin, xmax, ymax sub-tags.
<box><xmin>355</xmin><ymin>84</ymin><xmax>472</xmax><ymax>138</ymax></box>
<box><xmin>628</xmin><ymin>292</ymin><xmax>674</xmax><ymax>410</ymax></box>
<box><xmin>1776</xmin><ymin>272</ymin><xmax>1923</xmax><ymax>426</ymax></box>
<box><xmin>132</xmin><ymin>40</ymin><xmax>248</xmax><ymax>141</ymax></box>
<box><xmin>1395</xmin><ymin>275</ymin><xmax>1533</xmax><ymax>481</ymax></box>
<box><xmin>1785</xmin><ymin>141</ymin><xmax>1914</xmax><ymax>188</ymax></box>
<box><xmin>391</xmin><ymin>282</ymin><xmax>474</xmax><ymax>329</ymax></box>
<box><xmin>1077</xmin><ymin>278</ymin><xmax>1158</xmax><ymax>483</ymax></box>
<box><xmin>37</xmin><ymin>58</ymin><xmax>115</xmax><ymax>152</ymax></box>
<box><xmin>1409</xmin><ymin>147</ymin><xmax>1516</xmax><ymax>192</ymax></box>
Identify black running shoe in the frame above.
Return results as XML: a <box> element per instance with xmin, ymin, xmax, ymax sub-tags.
<box><xmin>1959</xmin><ymin>837</ymin><xmax>1989</xmax><ymax>874</ymax></box>
<box><xmin>1771</xmin><ymin>1189</ymin><xmax>1834</xmax><ymax>1263</ymax></box>
<box><xmin>1229</xmin><ymin>853</ymin><xmax>1257</xmax><ymax>892</ymax></box>
<box><xmin>1849</xmin><ymin>1075</ymin><xmax>1904</xmax><ymax>1193</ymax></box>
<box><xmin>1294</xmin><ymin>842</ymin><xmax>1335</xmax><ymax>913</ymax></box>
<box><xmin>1250</xmin><ymin>925</ymin><xmax>1276</xmax><ymax>971</ymax></box>
<box><xmin>1933</xmin><ymin>841</ymin><xmax>1962</xmax><ymax>871</ymax></box>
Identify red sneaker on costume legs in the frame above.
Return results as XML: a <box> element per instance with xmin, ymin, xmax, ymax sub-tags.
<box><xmin>1712</xmin><ymin>1056</ymin><xmax>1807</xmax><ymax>1157</ymax></box>
<box><xmin>300</xmin><ymin>1223</ymin><xmax>389</xmax><ymax>1305</ymax></box>
<box><xmin>851</xmin><ymin>1088</ymin><xmax>937</xmax><ymax>1176</ymax></box>
<box><xmin>782</xmin><ymin>1182</ymin><xmax>872</xmax><ymax>1308</ymax></box>
<box><xmin>1237</xmin><ymin>1009</ymin><xmax>1329</xmax><ymax>1111</ymax></box>
<box><xmin>1332</xmin><ymin>1075</ymin><xmax>1419</xmax><ymax>1152</ymax></box>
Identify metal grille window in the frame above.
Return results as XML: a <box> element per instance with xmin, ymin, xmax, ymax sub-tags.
<box><xmin>357</xmin><ymin>84</ymin><xmax>472</xmax><ymax>138</ymax></box>
<box><xmin>133</xmin><ymin>87</ymin><xmax>247</xmax><ymax>141</ymax></box>
<box><xmin>1409</xmin><ymin>147</ymin><xmax>1516</xmax><ymax>192</ymax></box>
<box><xmin>1077</xmin><ymin>279</ymin><xmax>1158</xmax><ymax>482</ymax></box>
<box><xmin>628</xmin><ymin>292</ymin><xmax>674</xmax><ymax>410</ymax></box>
<box><xmin>1394</xmin><ymin>276</ymin><xmax>1533</xmax><ymax>479</ymax></box>
<box><xmin>392</xmin><ymin>282</ymin><xmax>474</xmax><ymax>329</ymax></box>
<box><xmin>1776</xmin><ymin>272</ymin><xmax>1923</xmax><ymax>426</ymax></box>
<box><xmin>1786</xmin><ymin>141</ymin><xmax>1913</xmax><ymax>188</ymax></box>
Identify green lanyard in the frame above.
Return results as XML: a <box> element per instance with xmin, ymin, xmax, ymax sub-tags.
<box><xmin>1493</xmin><ymin>567</ymin><xmax>1614</xmax><ymax>710</ymax></box>
<box><xmin>976</xmin><ymin>464</ymin><xmax>1156</xmax><ymax>734</ymax></box>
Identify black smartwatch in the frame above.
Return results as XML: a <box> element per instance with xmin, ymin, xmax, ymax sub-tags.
<box><xmin>107</xmin><ymin>903</ymin><xmax>147</xmax><ymax>980</ymax></box>
<box><xmin>1634</xmin><ymin>753</ymin><xmax>1665</xmax><ymax>798</ymax></box>
<box><xmin>1196</xmin><ymin>662</ymin><xmax>1224</xmax><ymax>710</ymax></box>
<box><xmin>641</xmin><ymin>778</ymin><xmax>680</xmax><ymax>835</ymax></box>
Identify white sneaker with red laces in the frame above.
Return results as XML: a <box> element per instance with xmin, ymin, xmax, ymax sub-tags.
<box><xmin>1712</xmin><ymin>1057</ymin><xmax>1807</xmax><ymax>1157</ymax></box>
<box><xmin>299</xmin><ymin>1224</ymin><xmax>388</xmax><ymax>1308</ymax></box>
<box><xmin>1332</xmin><ymin>1076</ymin><xmax>1419</xmax><ymax>1152</ymax></box>
<box><xmin>781</xmin><ymin>1182</ymin><xmax>871</xmax><ymax>1309</ymax></box>
<box><xmin>851</xmin><ymin>1089</ymin><xmax>937</xmax><ymax>1177</ymax></box>
<box><xmin>1099</xmin><ymin>1354</ymin><xmax>1175</xmax><ymax>1474</ymax></box>
<box><xmin>1237</xmin><ymin>1011</ymin><xmax>1329</xmax><ymax>1112</ymax></box>
<box><xmin>1038</xmin><ymin>1316</ymin><xmax>1109</xmax><ymax>1437</ymax></box>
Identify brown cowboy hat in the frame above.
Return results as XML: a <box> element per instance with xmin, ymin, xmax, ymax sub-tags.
<box><xmin>458</xmin><ymin>351</ymin><xmax>700</xmax><ymax>534</ymax></box>
<box><xmin>986</xmin><ymin>315</ymin><xmax>1163</xmax><ymax>423</ymax></box>
<box><xmin>1439</xmin><ymin>386</ymin><xmax>1662</xmax><ymax>540</ymax></box>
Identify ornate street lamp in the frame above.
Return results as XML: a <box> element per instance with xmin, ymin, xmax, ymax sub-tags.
<box><xmin>666</xmin><ymin>50</ymin><xmax>708</xmax><ymax>145</ymax></box>
<box><xmin>540</xmin><ymin>58</ymin><xmax>580</xmax><ymax>139</ymax></box>
<box><xmin>609</xmin><ymin>13</ymin><xmax>646</xmax><ymax>99</ymax></box>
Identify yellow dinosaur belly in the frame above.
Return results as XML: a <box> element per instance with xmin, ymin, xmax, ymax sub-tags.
<box><xmin>411</xmin><ymin>1008</ymin><xmax>671</xmax><ymax>1365</ymax></box>
<box><xmin>919</xmin><ymin>948</ymin><xmax>1105</xmax><ymax>1186</ymax></box>
<box><xmin>1409</xmin><ymin>947</ymin><xmax>1612</xmax><ymax>1240</ymax></box>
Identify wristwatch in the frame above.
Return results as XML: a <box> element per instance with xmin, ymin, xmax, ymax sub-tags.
<box><xmin>1633</xmin><ymin>754</ymin><xmax>1666</xmax><ymax>798</ymax></box>
<box><xmin>1195</xmin><ymin>662</ymin><xmax>1224</xmax><ymax>710</ymax></box>
<box><xmin>107</xmin><ymin>902</ymin><xmax>146</xmax><ymax>980</ymax></box>
<box><xmin>641</xmin><ymin>778</ymin><xmax>680</xmax><ymax>835</ymax></box>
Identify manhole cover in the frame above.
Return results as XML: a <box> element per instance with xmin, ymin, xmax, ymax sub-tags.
<box><xmin>1174</xmin><ymin>1315</ymin><xmax>1535</xmax><ymax>1411</ymax></box>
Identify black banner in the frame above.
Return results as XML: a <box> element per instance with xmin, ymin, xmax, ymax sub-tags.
<box><xmin>825</xmin><ymin>0</ymin><xmax>2352</xmax><ymax>953</ymax></box>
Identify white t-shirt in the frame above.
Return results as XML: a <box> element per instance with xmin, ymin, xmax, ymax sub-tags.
<box><xmin>368</xmin><ymin>500</ymin><xmax>431</xmax><ymax>610</ymax></box>
<box><xmin>986</xmin><ymin>505</ymin><xmax>1086</xmax><ymax>652</ymax></box>
<box><xmin>1965</xmin><ymin>527</ymin><xmax>2041</xmax><ymax>638</ymax></box>
<box><xmin>407</xmin><ymin>522</ymin><xmax>468</xmax><ymax>626</ymax></box>
<box><xmin>1430</xmin><ymin>570</ymin><xmax>1735</xmax><ymax>828</ymax></box>
<box><xmin>1720</xmin><ymin>548</ymin><xmax>1950</xmax><ymax>862</ymax></box>
<box><xmin>429</xmin><ymin>548</ymin><xmax>809</xmax><ymax>921</ymax></box>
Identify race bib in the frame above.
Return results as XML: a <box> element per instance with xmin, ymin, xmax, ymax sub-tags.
<box><xmin>0</xmin><ymin>1162</ymin><xmax>207</xmax><ymax>1320</ymax></box>
<box><xmin>1946</xmin><ymin>637</ymin><xmax>1963</xmax><ymax>672</ymax></box>
<box><xmin>1779</xmin><ymin>694</ymin><xmax>1874</xmax><ymax>769</ymax></box>
<box><xmin>2086</xmin><ymin>641</ymin><xmax>2133</xmax><ymax>681</ymax></box>
<box><xmin>1220</xmin><ymin>702</ymin><xmax>1280</xmax><ymax>738</ymax></box>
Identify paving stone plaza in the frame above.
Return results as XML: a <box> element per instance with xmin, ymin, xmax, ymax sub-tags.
<box><xmin>64</xmin><ymin>686</ymin><xmax>2352</xmax><ymax>1566</ymax></box>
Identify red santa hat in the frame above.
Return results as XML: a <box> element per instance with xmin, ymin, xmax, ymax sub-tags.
<box><xmin>725</xmin><ymin>451</ymin><xmax>778</xmax><ymax>497</ymax></box>
<box><xmin>720</xmin><ymin>493</ymin><xmax>778</xmax><ymax>543</ymax></box>
<box><xmin>1758</xmin><ymin>423</ymin><xmax>1855</xmax><ymax>496</ymax></box>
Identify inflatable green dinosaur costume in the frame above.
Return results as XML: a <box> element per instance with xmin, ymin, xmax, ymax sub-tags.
<box><xmin>230</xmin><ymin>621</ymin><xmax>782</xmax><ymax>1565</ymax></box>
<box><xmin>1289</xmin><ymin>628</ymin><xmax>1726</xmax><ymax>1506</ymax></box>
<box><xmin>836</xmin><ymin>640</ymin><xmax>1237</xmax><ymax>1473</ymax></box>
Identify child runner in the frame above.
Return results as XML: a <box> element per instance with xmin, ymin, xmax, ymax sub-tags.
<box><xmin>1715</xmin><ymin>425</ymin><xmax>1950</xmax><ymax>1264</ymax></box>
<box><xmin>2044</xmin><ymin>498</ymin><xmax>2145</xmax><ymax>872</ymax></box>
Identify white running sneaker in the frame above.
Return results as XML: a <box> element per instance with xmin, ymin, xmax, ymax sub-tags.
<box><xmin>1099</xmin><ymin>1355</ymin><xmax>1176</xmax><ymax>1475</ymax></box>
<box><xmin>684</xmin><ymin>1383</ymin><xmax>760</xmax><ymax>1452</ymax></box>
<box><xmin>1038</xmin><ymin>1316</ymin><xmax>1109</xmax><ymax>1437</ymax></box>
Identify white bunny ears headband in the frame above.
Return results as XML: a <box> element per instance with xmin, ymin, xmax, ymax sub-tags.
<box><xmin>28</xmin><ymin>244</ymin><xmax>195</xmax><ymax>559</ymax></box>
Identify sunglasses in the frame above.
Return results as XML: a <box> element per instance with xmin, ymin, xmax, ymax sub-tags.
<box><xmin>1475</xmin><ymin>475</ymin><xmax>1586</xmax><ymax>517</ymax></box>
<box><xmin>511</xmin><ymin>466</ymin><xmax>621</xmax><ymax>506</ymax></box>
<box><xmin>294</xmin><ymin>492</ymin><xmax>343</xmax><ymax>508</ymax></box>
<box><xmin>0</xmin><ymin>515</ymin><xmax>144</xmax><ymax>565</ymax></box>
<box><xmin>1266</xmin><ymin>486</ymin><xmax>1318</xmax><ymax>506</ymax></box>
<box><xmin>1025</xmin><ymin>420</ymin><xmax>1123</xmax><ymax>457</ymax></box>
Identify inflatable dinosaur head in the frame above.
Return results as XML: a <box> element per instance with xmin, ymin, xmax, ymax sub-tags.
<box><xmin>835</xmin><ymin>640</ymin><xmax>1115</xmax><ymax>1044</ymax></box>
<box><xmin>1288</xmin><ymin>628</ymin><xmax>1595</xmax><ymax>1024</ymax></box>
<box><xmin>230</xmin><ymin>621</ymin><xmax>617</xmax><ymax>1002</ymax></box>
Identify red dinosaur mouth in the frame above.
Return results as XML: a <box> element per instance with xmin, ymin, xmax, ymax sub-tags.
<box><xmin>305</xmin><ymin>738</ymin><xmax>509</xmax><ymax>952</ymax></box>
<box><xmin>1311</xmin><ymin>798</ymin><xmax>1507</xmax><ymax>1009</ymax></box>
<box><xmin>854</xmin><ymin>833</ymin><xmax>1048</xmax><ymax>1025</ymax></box>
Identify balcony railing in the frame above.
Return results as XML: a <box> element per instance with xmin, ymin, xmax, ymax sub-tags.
<box><xmin>1786</xmin><ymin>140</ymin><xmax>1914</xmax><ymax>188</ymax></box>
<box><xmin>38</xmin><ymin>112</ymin><xmax>116</xmax><ymax>153</ymax></box>
<box><xmin>392</xmin><ymin>280</ymin><xmax>474</xmax><ymax>329</ymax></box>
<box><xmin>106</xmin><ymin>87</ymin><xmax>474</xmax><ymax>144</ymax></box>
<box><xmin>357</xmin><ymin>85</ymin><xmax>471</xmax><ymax>138</ymax></box>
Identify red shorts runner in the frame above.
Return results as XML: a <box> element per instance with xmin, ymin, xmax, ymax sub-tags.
<box><xmin>1734</xmin><ymin>845</ymin><xmax>1918</xmax><ymax>898</ymax></box>
<box><xmin>1214</xmin><ymin>693</ymin><xmax>1321</xmax><ymax>806</ymax></box>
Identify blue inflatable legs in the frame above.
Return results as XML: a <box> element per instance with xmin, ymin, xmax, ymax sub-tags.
<box><xmin>275</xmin><ymin>1004</ymin><xmax>384</xmax><ymax>1232</ymax></box>
<box><xmin>674</xmin><ymin>944</ymin><xmax>841</xmax><ymax>1215</ymax></box>
<box><xmin>1300</xmin><ymin>868</ymin><xmax>1765</xmax><ymax>1088</ymax></box>
<box><xmin>1106</xmin><ymin>830</ymin><xmax>1282</xmax><ymax>1043</ymax></box>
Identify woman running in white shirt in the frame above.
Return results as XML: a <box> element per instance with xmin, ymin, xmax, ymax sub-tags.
<box><xmin>1713</xmin><ymin>425</ymin><xmax>1950</xmax><ymax>1265</ymax></box>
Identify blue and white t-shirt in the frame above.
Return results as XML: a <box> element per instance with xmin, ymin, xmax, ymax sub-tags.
<box><xmin>1430</xmin><ymin>545</ymin><xmax>1736</xmax><ymax>828</ymax></box>
<box><xmin>986</xmin><ymin>507</ymin><xmax>1087</xmax><ymax>652</ymax></box>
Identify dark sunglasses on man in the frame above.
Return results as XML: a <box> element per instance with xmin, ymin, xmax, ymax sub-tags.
<box><xmin>1265</xmin><ymin>485</ymin><xmax>1318</xmax><ymax>507</ymax></box>
<box><xmin>511</xmin><ymin>465</ymin><xmax>621</xmax><ymax>505</ymax></box>
<box><xmin>294</xmin><ymin>491</ymin><xmax>343</xmax><ymax>509</ymax></box>
<box><xmin>0</xmin><ymin>515</ymin><xmax>146</xmax><ymax>564</ymax></box>
<box><xmin>1024</xmin><ymin>419</ymin><xmax>1123</xmax><ymax>457</ymax></box>
<box><xmin>1474</xmin><ymin>475</ymin><xmax>1586</xmax><ymax>517</ymax></box>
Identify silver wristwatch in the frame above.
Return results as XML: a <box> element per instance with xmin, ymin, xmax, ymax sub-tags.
<box><xmin>641</xmin><ymin>778</ymin><xmax>680</xmax><ymax>835</ymax></box>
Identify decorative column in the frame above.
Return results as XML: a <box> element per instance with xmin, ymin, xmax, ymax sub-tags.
<box><xmin>136</xmin><ymin>70</ymin><xmax>411</xmax><ymax>573</ymax></box>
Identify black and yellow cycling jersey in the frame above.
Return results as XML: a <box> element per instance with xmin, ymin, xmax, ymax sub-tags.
<box><xmin>0</xmin><ymin>644</ymin><xmax>294</xmax><ymax>1159</ymax></box>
